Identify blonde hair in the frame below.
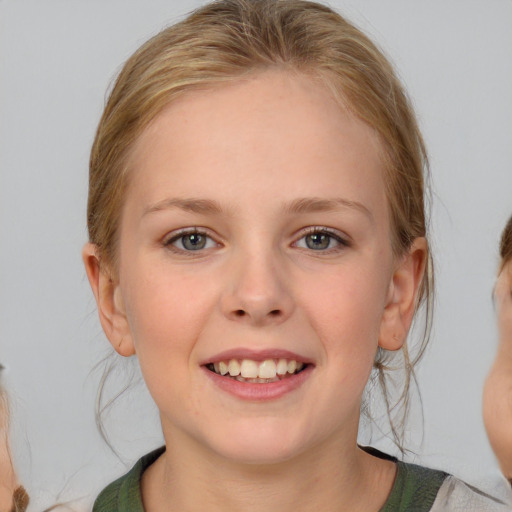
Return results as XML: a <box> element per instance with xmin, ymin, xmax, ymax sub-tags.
<box><xmin>88</xmin><ymin>0</ymin><xmax>433</xmax><ymax>451</ymax></box>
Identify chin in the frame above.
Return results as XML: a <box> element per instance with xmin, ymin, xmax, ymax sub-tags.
<box><xmin>218</xmin><ymin>443</ymin><xmax>300</xmax><ymax>466</ymax></box>
<box><xmin>206</xmin><ymin>421</ymin><xmax>308</xmax><ymax>466</ymax></box>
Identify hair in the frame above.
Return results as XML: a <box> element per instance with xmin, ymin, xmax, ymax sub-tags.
<box><xmin>87</xmin><ymin>0</ymin><xmax>433</xmax><ymax>452</ymax></box>
<box><xmin>500</xmin><ymin>216</ymin><xmax>512</xmax><ymax>272</ymax></box>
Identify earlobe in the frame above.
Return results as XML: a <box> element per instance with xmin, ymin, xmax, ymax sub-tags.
<box><xmin>378</xmin><ymin>238</ymin><xmax>428</xmax><ymax>351</ymax></box>
<box><xmin>82</xmin><ymin>243</ymin><xmax>136</xmax><ymax>357</ymax></box>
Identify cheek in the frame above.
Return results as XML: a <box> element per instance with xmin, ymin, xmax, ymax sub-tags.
<box><xmin>121</xmin><ymin>260</ymin><xmax>218</xmax><ymax>362</ymax></box>
<box><xmin>119</xmin><ymin>263</ymin><xmax>219</xmax><ymax>413</ymax></box>
<box><xmin>297</xmin><ymin>259</ymin><xmax>390</xmax><ymax>362</ymax></box>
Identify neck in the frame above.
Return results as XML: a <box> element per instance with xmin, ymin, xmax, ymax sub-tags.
<box><xmin>142</xmin><ymin>430</ymin><xmax>396</xmax><ymax>512</ymax></box>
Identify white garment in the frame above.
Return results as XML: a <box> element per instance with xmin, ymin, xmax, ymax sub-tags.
<box><xmin>431</xmin><ymin>476</ymin><xmax>512</xmax><ymax>511</ymax></box>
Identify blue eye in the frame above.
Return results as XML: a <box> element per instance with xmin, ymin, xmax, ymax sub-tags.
<box><xmin>305</xmin><ymin>232</ymin><xmax>332</xmax><ymax>250</ymax></box>
<box><xmin>295</xmin><ymin>229</ymin><xmax>347</xmax><ymax>251</ymax></box>
<box><xmin>167</xmin><ymin>231</ymin><xmax>217</xmax><ymax>251</ymax></box>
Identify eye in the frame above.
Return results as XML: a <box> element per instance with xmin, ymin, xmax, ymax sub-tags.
<box><xmin>294</xmin><ymin>228</ymin><xmax>348</xmax><ymax>252</ymax></box>
<box><xmin>165</xmin><ymin>230</ymin><xmax>217</xmax><ymax>252</ymax></box>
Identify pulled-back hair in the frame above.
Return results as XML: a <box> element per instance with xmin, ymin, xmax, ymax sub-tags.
<box><xmin>88</xmin><ymin>0</ymin><xmax>433</xmax><ymax>451</ymax></box>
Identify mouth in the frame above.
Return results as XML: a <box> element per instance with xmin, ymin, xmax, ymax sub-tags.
<box><xmin>205</xmin><ymin>358</ymin><xmax>308</xmax><ymax>384</ymax></box>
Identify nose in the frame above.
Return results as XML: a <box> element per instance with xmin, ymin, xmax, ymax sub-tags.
<box><xmin>220</xmin><ymin>249</ymin><xmax>294</xmax><ymax>327</ymax></box>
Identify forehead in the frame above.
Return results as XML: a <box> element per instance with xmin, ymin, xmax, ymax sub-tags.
<box><xmin>126</xmin><ymin>70</ymin><xmax>388</xmax><ymax>218</ymax></box>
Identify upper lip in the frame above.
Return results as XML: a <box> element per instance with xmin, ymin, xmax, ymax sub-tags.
<box><xmin>200</xmin><ymin>348</ymin><xmax>314</xmax><ymax>366</ymax></box>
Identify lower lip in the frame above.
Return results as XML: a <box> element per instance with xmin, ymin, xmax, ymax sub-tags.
<box><xmin>202</xmin><ymin>366</ymin><xmax>313</xmax><ymax>401</ymax></box>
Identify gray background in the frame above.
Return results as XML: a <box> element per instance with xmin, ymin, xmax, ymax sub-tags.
<box><xmin>1</xmin><ymin>0</ymin><xmax>511</xmax><ymax>509</ymax></box>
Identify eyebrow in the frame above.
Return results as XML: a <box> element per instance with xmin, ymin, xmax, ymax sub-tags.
<box><xmin>143</xmin><ymin>198</ymin><xmax>224</xmax><ymax>216</ymax></box>
<box><xmin>143</xmin><ymin>196</ymin><xmax>373</xmax><ymax>220</ymax></box>
<box><xmin>283</xmin><ymin>197</ymin><xmax>373</xmax><ymax>220</ymax></box>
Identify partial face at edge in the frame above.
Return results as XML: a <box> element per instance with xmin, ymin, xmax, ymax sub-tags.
<box><xmin>0</xmin><ymin>392</ymin><xmax>18</xmax><ymax>511</ymax></box>
<box><xmin>84</xmin><ymin>70</ymin><xmax>426</xmax><ymax>465</ymax></box>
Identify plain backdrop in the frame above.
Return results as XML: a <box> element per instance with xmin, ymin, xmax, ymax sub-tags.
<box><xmin>1</xmin><ymin>0</ymin><xmax>511</xmax><ymax>509</ymax></box>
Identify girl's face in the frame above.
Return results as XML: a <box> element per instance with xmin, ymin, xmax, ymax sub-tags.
<box><xmin>484</xmin><ymin>259</ymin><xmax>512</xmax><ymax>477</ymax></box>
<box><xmin>85</xmin><ymin>70</ymin><xmax>424</xmax><ymax>465</ymax></box>
<box><xmin>0</xmin><ymin>396</ymin><xmax>16</xmax><ymax>510</ymax></box>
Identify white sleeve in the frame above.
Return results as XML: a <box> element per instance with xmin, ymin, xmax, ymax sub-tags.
<box><xmin>430</xmin><ymin>476</ymin><xmax>512</xmax><ymax>511</ymax></box>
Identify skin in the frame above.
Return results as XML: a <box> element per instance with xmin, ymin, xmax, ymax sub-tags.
<box><xmin>484</xmin><ymin>261</ymin><xmax>512</xmax><ymax>480</ymax></box>
<box><xmin>84</xmin><ymin>70</ymin><xmax>426</xmax><ymax>512</ymax></box>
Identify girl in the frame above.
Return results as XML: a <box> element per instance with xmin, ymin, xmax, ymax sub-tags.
<box><xmin>0</xmin><ymin>368</ymin><xmax>29</xmax><ymax>512</ymax></box>
<box><xmin>484</xmin><ymin>216</ymin><xmax>512</xmax><ymax>483</ymax></box>
<box><xmin>0</xmin><ymin>373</ymin><xmax>77</xmax><ymax>512</ymax></box>
<box><xmin>82</xmin><ymin>1</ymin><xmax>507</xmax><ymax>510</ymax></box>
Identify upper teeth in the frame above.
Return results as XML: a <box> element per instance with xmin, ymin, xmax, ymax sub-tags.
<box><xmin>212</xmin><ymin>358</ymin><xmax>304</xmax><ymax>379</ymax></box>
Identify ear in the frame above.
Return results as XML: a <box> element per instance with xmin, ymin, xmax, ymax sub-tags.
<box><xmin>379</xmin><ymin>238</ymin><xmax>428</xmax><ymax>351</ymax></box>
<box><xmin>82</xmin><ymin>243</ymin><xmax>136</xmax><ymax>357</ymax></box>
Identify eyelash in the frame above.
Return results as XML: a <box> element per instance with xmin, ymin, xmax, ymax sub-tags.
<box><xmin>293</xmin><ymin>227</ymin><xmax>350</xmax><ymax>253</ymax></box>
<box><xmin>162</xmin><ymin>226</ymin><xmax>350</xmax><ymax>255</ymax></box>
<box><xmin>163</xmin><ymin>228</ymin><xmax>219</xmax><ymax>254</ymax></box>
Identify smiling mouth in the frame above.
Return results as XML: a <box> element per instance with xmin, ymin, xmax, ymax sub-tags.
<box><xmin>205</xmin><ymin>358</ymin><xmax>307</xmax><ymax>383</ymax></box>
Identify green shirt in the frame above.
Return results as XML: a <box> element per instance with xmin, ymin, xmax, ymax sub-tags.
<box><xmin>92</xmin><ymin>447</ymin><xmax>496</xmax><ymax>512</ymax></box>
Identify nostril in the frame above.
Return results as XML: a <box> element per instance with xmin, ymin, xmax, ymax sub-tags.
<box><xmin>230</xmin><ymin>309</ymin><xmax>283</xmax><ymax>320</ymax></box>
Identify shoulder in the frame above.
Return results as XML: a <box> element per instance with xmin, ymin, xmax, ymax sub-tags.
<box><xmin>361</xmin><ymin>446</ymin><xmax>448</xmax><ymax>512</ymax></box>
<box><xmin>364</xmin><ymin>446</ymin><xmax>510</xmax><ymax>512</ymax></box>
<box><xmin>383</xmin><ymin>462</ymin><xmax>511</xmax><ymax>512</ymax></box>
<box><xmin>380</xmin><ymin>460</ymin><xmax>448</xmax><ymax>512</ymax></box>
<box><xmin>430</xmin><ymin>475</ymin><xmax>512</xmax><ymax>512</ymax></box>
<box><xmin>93</xmin><ymin>447</ymin><xmax>165</xmax><ymax>512</ymax></box>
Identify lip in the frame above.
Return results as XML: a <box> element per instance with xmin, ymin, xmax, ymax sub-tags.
<box><xmin>200</xmin><ymin>348</ymin><xmax>314</xmax><ymax>402</ymax></box>
<box><xmin>202</xmin><ymin>364</ymin><xmax>313</xmax><ymax>401</ymax></box>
